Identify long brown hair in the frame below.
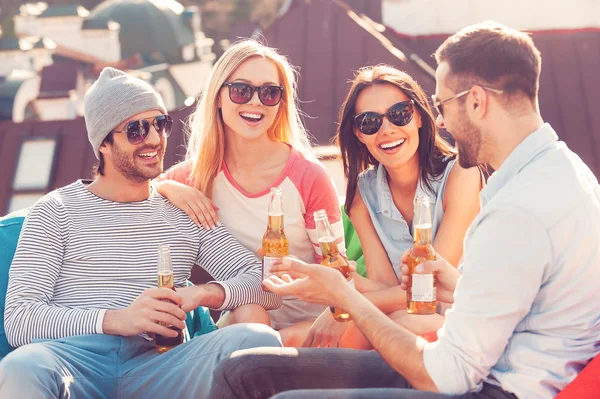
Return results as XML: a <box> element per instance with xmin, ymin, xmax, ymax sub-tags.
<box><xmin>337</xmin><ymin>65</ymin><xmax>456</xmax><ymax>216</ymax></box>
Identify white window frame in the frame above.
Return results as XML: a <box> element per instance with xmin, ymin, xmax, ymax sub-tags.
<box><xmin>7</xmin><ymin>136</ymin><xmax>59</xmax><ymax>214</ymax></box>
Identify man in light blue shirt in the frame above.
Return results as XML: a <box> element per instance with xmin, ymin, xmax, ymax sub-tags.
<box><xmin>208</xmin><ymin>21</ymin><xmax>600</xmax><ymax>399</ymax></box>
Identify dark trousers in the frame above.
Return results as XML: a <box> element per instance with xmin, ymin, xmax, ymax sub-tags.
<box><xmin>209</xmin><ymin>347</ymin><xmax>518</xmax><ymax>399</ymax></box>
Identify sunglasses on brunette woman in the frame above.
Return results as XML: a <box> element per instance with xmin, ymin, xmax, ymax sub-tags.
<box><xmin>112</xmin><ymin>114</ymin><xmax>173</xmax><ymax>145</ymax></box>
<box><xmin>353</xmin><ymin>100</ymin><xmax>414</xmax><ymax>135</ymax></box>
<box><xmin>222</xmin><ymin>82</ymin><xmax>284</xmax><ymax>106</ymax></box>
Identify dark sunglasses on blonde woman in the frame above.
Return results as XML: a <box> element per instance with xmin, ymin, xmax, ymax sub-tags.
<box><xmin>222</xmin><ymin>82</ymin><xmax>284</xmax><ymax>106</ymax></box>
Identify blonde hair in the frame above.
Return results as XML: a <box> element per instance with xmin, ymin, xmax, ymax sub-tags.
<box><xmin>186</xmin><ymin>39</ymin><xmax>312</xmax><ymax>196</ymax></box>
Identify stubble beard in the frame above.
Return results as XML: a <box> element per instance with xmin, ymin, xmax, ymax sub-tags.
<box><xmin>111</xmin><ymin>142</ymin><xmax>164</xmax><ymax>183</ymax></box>
<box><xmin>456</xmin><ymin>118</ymin><xmax>482</xmax><ymax>169</ymax></box>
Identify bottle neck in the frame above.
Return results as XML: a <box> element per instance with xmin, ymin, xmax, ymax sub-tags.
<box><xmin>268</xmin><ymin>213</ymin><xmax>285</xmax><ymax>232</ymax></box>
<box><xmin>157</xmin><ymin>246</ymin><xmax>173</xmax><ymax>274</ymax></box>
<box><xmin>413</xmin><ymin>224</ymin><xmax>432</xmax><ymax>245</ymax></box>
<box><xmin>319</xmin><ymin>237</ymin><xmax>339</xmax><ymax>257</ymax></box>
<box><xmin>315</xmin><ymin>217</ymin><xmax>334</xmax><ymax>239</ymax></box>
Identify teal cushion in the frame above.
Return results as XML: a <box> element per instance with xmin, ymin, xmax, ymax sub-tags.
<box><xmin>0</xmin><ymin>208</ymin><xmax>29</xmax><ymax>359</ymax></box>
<box><xmin>185</xmin><ymin>281</ymin><xmax>217</xmax><ymax>339</ymax></box>
<box><xmin>0</xmin><ymin>208</ymin><xmax>216</xmax><ymax>360</ymax></box>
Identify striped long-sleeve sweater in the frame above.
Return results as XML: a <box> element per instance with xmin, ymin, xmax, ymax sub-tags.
<box><xmin>4</xmin><ymin>180</ymin><xmax>281</xmax><ymax>348</ymax></box>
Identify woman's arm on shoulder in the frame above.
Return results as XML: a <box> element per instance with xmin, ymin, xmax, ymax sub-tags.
<box><xmin>153</xmin><ymin>160</ymin><xmax>220</xmax><ymax>229</ymax></box>
<box><xmin>349</xmin><ymin>188</ymin><xmax>398</xmax><ymax>287</ymax></box>
<box><xmin>433</xmin><ymin>162</ymin><xmax>482</xmax><ymax>266</ymax></box>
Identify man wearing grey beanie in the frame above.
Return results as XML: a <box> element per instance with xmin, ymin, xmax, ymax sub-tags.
<box><xmin>0</xmin><ymin>67</ymin><xmax>282</xmax><ymax>398</ymax></box>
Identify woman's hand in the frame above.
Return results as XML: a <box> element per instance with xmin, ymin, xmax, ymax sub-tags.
<box><xmin>302</xmin><ymin>308</ymin><xmax>348</xmax><ymax>348</ymax></box>
<box><xmin>154</xmin><ymin>180</ymin><xmax>220</xmax><ymax>229</ymax></box>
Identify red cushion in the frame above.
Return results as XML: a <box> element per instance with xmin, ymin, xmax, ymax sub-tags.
<box><xmin>555</xmin><ymin>355</ymin><xmax>600</xmax><ymax>398</ymax></box>
<box><xmin>419</xmin><ymin>331</ymin><xmax>438</xmax><ymax>342</ymax></box>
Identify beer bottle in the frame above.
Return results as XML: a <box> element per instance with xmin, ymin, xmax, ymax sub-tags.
<box><xmin>314</xmin><ymin>209</ymin><xmax>352</xmax><ymax>322</ymax></box>
<box><xmin>155</xmin><ymin>244</ymin><xmax>183</xmax><ymax>353</ymax></box>
<box><xmin>262</xmin><ymin>187</ymin><xmax>289</xmax><ymax>280</ymax></box>
<box><xmin>406</xmin><ymin>196</ymin><xmax>437</xmax><ymax>314</ymax></box>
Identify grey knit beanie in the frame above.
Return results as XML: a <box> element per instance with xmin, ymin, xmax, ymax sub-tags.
<box><xmin>83</xmin><ymin>67</ymin><xmax>167</xmax><ymax>159</ymax></box>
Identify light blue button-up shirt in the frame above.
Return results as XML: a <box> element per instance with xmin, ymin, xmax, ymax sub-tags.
<box><xmin>358</xmin><ymin>159</ymin><xmax>456</xmax><ymax>279</ymax></box>
<box><xmin>423</xmin><ymin>124</ymin><xmax>600</xmax><ymax>398</ymax></box>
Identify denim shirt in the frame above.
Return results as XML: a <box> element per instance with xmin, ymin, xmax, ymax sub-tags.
<box><xmin>422</xmin><ymin>124</ymin><xmax>600</xmax><ymax>398</ymax></box>
<box><xmin>357</xmin><ymin>159</ymin><xmax>456</xmax><ymax>280</ymax></box>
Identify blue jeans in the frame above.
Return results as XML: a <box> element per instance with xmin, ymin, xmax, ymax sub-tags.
<box><xmin>0</xmin><ymin>323</ymin><xmax>281</xmax><ymax>399</ymax></box>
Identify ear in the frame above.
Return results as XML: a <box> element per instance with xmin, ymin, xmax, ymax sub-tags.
<box><xmin>355</xmin><ymin>128</ymin><xmax>366</xmax><ymax>144</ymax></box>
<box><xmin>98</xmin><ymin>140</ymin><xmax>111</xmax><ymax>158</ymax></box>
<box><xmin>469</xmin><ymin>86</ymin><xmax>489</xmax><ymax>119</ymax></box>
<box><xmin>217</xmin><ymin>94</ymin><xmax>222</xmax><ymax>109</ymax></box>
<box><xmin>415</xmin><ymin>108</ymin><xmax>423</xmax><ymax>128</ymax></box>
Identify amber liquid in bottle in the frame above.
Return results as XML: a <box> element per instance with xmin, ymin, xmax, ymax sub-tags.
<box><xmin>319</xmin><ymin>237</ymin><xmax>352</xmax><ymax>321</ymax></box>
<box><xmin>155</xmin><ymin>245</ymin><xmax>183</xmax><ymax>353</ymax></box>
<box><xmin>406</xmin><ymin>196</ymin><xmax>437</xmax><ymax>315</ymax></box>
<box><xmin>262</xmin><ymin>188</ymin><xmax>289</xmax><ymax>283</ymax></box>
<box><xmin>314</xmin><ymin>209</ymin><xmax>353</xmax><ymax>322</ymax></box>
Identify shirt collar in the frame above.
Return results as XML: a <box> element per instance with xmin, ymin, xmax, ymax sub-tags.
<box><xmin>480</xmin><ymin>123</ymin><xmax>558</xmax><ymax>206</ymax></box>
<box><xmin>375</xmin><ymin>163</ymin><xmax>436</xmax><ymax>215</ymax></box>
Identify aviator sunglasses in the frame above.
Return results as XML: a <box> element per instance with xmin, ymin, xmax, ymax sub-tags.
<box><xmin>222</xmin><ymin>82</ymin><xmax>284</xmax><ymax>106</ymax></box>
<box><xmin>112</xmin><ymin>114</ymin><xmax>173</xmax><ymax>145</ymax></box>
<box><xmin>432</xmin><ymin>86</ymin><xmax>504</xmax><ymax>117</ymax></box>
<box><xmin>353</xmin><ymin>100</ymin><xmax>414</xmax><ymax>135</ymax></box>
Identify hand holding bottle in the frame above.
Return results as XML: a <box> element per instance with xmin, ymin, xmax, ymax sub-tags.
<box><xmin>400</xmin><ymin>251</ymin><xmax>460</xmax><ymax>304</ymax></box>
<box><xmin>102</xmin><ymin>288</ymin><xmax>186</xmax><ymax>337</ymax></box>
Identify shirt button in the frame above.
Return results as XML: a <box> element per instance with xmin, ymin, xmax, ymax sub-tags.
<box><xmin>383</xmin><ymin>210</ymin><xmax>388</xmax><ymax>214</ymax></box>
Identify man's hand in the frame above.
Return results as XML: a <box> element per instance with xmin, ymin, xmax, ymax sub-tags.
<box><xmin>180</xmin><ymin>283</ymin><xmax>226</xmax><ymax>310</ymax></box>
<box><xmin>302</xmin><ymin>308</ymin><xmax>348</xmax><ymax>348</ymax></box>
<box><xmin>175</xmin><ymin>285</ymin><xmax>204</xmax><ymax>313</ymax></box>
<box><xmin>399</xmin><ymin>251</ymin><xmax>460</xmax><ymax>304</ymax></box>
<box><xmin>103</xmin><ymin>288</ymin><xmax>187</xmax><ymax>337</ymax></box>
<box><xmin>264</xmin><ymin>257</ymin><xmax>353</xmax><ymax>308</ymax></box>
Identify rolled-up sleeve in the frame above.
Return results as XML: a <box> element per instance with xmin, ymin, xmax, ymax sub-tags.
<box><xmin>422</xmin><ymin>206</ymin><xmax>551</xmax><ymax>394</ymax></box>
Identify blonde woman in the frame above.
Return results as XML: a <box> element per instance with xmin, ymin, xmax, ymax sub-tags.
<box><xmin>155</xmin><ymin>40</ymin><xmax>344</xmax><ymax>337</ymax></box>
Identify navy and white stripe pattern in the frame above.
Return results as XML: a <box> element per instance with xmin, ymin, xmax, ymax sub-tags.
<box><xmin>5</xmin><ymin>180</ymin><xmax>281</xmax><ymax>348</ymax></box>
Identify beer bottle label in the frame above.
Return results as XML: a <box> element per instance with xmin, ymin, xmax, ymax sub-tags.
<box><xmin>263</xmin><ymin>256</ymin><xmax>283</xmax><ymax>279</ymax></box>
<box><xmin>411</xmin><ymin>274</ymin><xmax>436</xmax><ymax>302</ymax></box>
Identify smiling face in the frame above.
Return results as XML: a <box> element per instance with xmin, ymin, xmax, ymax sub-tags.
<box><xmin>100</xmin><ymin>109</ymin><xmax>167</xmax><ymax>183</ymax></box>
<box><xmin>218</xmin><ymin>56</ymin><xmax>281</xmax><ymax>142</ymax></box>
<box><xmin>355</xmin><ymin>83</ymin><xmax>421</xmax><ymax>171</ymax></box>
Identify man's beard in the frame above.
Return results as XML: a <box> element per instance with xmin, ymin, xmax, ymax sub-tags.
<box><xmin>111</xmin><ymin>142</ymin><xmax>163</xmax><ymax>183</ymax></box>
<box><xmin>455</xmin><ymin>115</ymin><xmax>482</xmax><ymax>169</ymax></box>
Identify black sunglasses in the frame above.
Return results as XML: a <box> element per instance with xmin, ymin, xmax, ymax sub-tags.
<box><xmin>222</xmin><ymin>82</ymin><xmax>284</xmax><ymax>106</ymax></box>
<box><xmin>353</xmin><ymin>100</ymin><xmax>414</xmax><ymax>135</ymax></box>
<box><xmin>112</xmin><ymin>114</ymin><xmax>173</xmax><ymax>145</ymax></box>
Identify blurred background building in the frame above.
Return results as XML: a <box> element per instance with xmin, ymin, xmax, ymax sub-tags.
<box><xmin>1</xmin><ymin>0</ymin><xmax>215</xmax><ymax>122</ymax></box>
<box><xmin>0</xmin><ymin>0</ymin><xmax>599</xmax><ymax>215</ymax></box>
